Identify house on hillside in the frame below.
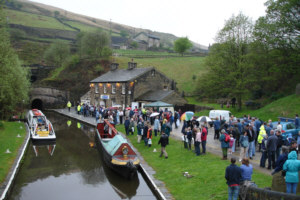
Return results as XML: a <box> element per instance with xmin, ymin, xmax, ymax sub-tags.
<box><xmin>88</xmin><ymin>62</ymin><xmax>186</xmax><ymax>108</ymax></box>
<box><xmin>133</xmin><ymin>32</ymin><xmax>160</xmax><ymax>50</ymax></box>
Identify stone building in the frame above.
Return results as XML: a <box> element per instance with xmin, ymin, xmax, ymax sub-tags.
<box><xmin>133</xmin><ymin>32</ymin><xmax>160</xmax><ymax>49</ymax></box>
<box><xmin>89</xmin><ymin>62</ymin><xmax>186</xmax><ymax>108</ymax></box>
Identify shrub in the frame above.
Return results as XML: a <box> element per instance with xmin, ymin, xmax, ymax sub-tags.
<box><xmin>0</xmin><ymin>121</ymin><xmax>4</xmax><ymax>130</ymax></box>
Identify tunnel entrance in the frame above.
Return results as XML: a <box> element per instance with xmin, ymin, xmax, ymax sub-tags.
<box><xmin>31</xmin><ymin>99</ymin><xmax>43</xmax><ymax>110</ymax></box>
<box><xmin>30</xmin><ymin>75</ymin><xmax>37</xmax><ymax>83</ymax></box>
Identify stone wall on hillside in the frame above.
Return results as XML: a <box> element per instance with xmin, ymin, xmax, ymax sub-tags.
<box><xmin>296</xmin><ymin>83</ymin><xmax>300</xmax><ymax>95</ymax></box>
<box><xmin>9</xmin><ymin>24</ymin><xmax>77</xmax><ymax>41</ymax></box>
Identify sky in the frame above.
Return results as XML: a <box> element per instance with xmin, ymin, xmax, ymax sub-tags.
<box><xmin>30</xmin><ymin>0</ymin><xmax>267</xmax><ymax>47</ymax></box>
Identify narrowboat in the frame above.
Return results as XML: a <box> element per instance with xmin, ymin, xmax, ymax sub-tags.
<box><xmin>26</xmin><ymin>109</ymin><xmax>56</xmax><ymax>140</ymax></box>
<box><xmin>96</xmin><ymin>119</ymin><xmax>140</xmax><ymax>179</ymax></box>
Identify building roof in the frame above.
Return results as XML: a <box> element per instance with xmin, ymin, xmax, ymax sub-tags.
<box><xmin>144</xmin><ymin>101</ymin><xmax>173</xmax><ymax>107</ymax></box>
<box><xmin>134</xmin><ymin>32</ymin><xmax>160</xmax><ymax>40</ymax></box>
<box><xmin>90</xmin><ymin>67</ymin><xmax>153</xmax><ymax>83</ymax></box>
<box><xmin>136</xmin><ymin>90</ymin><xmax>174</xmax><ymax>102</ymax></box>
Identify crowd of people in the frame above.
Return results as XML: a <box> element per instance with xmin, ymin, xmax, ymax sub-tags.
<box><xmin>68</xmin><ymin>102</ymin><xmax>300</xmax><ymax>196</ymax></box>
<box><xmin>221</xmin><ymin>114</ymin><xmax>300</xmax><ymax>199</ymax></box>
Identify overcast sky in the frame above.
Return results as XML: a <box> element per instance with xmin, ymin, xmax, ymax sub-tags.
<box><xmin>30</xmin><ymin>0</ymin><xmax>267</xmax><ymax>47</ymax></box>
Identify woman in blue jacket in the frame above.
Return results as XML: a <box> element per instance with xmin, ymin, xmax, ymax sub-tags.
<box><xmin>283</xmin><ymin>151</ymin><xmax>300</xmax><ymax>194</ymax></box>
<box><xmin>219</xmin><ymin>129</ymin><xmax>229</xmax><ymax>160</ymax></box>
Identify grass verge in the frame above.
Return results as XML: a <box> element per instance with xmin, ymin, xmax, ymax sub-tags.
<box><xmin>0</xmin><ymin>121</ymin><xmax>26</xmax><ymax>184</ymax></box>
<box><xmin>116</xmin><ymin>125</ymin><xmax>271</xmax><ymax>200</ymax></box>
<box><xmin>187</xmin><ymin>94</ymin><xmax>300</xmax><ymax>122</ymax></box>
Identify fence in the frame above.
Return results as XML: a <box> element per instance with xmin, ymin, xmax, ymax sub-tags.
<box><xmin>240</xmin><ymin>183</ymin><xmax>299</xmax><ymax>200</ymax></box>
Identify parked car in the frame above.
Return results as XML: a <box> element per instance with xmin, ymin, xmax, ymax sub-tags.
<box><xmin>272</xmin><ymin>120</ymin><xmax>300</xmax><ymax>141</ymax></box>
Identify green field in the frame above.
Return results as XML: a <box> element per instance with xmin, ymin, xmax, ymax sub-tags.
<box><xmin>0</xmin><ymin>121</ymin><xmax>26</xmax><ymax>184</ymax></box>
<box><xmin>116</xmin><ymin>125</ymin><xmax>271</xmax><ymax>200</ymax></box>
<box><xmin>115</xmin><ymin>56</ymin><xmax>207</xmax><ymax>94</ymax></box>
<box><xmin>187</xmin><ymin>94</ymin><xmax>300</xmax><ymax>121</ymax></box>
<box><xmin>5</xmin><ymin>9</ymin><xmax>74</xmax><ymax>31</ymax></box>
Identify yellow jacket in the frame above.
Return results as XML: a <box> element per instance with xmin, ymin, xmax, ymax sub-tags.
<box><xmin>77</xmin><ymin>105</ymin><xmax>81</xmax><ymax>111</ymax></box>
<box><xmin>257</xmin><ymin>125</ymin><xmax>266</xmax><ymax>144</ymax></box>
<box><xmin>67</xmin><ymin>101</ymin><xmax>72</xmax><ymax>108</ymax></box>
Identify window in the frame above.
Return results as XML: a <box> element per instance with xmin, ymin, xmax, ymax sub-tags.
<box><xmin>112</xmin><ymin>84</ymin><xmax>116</xmax><ymax>94</ymax></box>
<box><xmin>163</xmin><ymin>85</ymin><xmax>168</xmax><ymax>90</ymax></box>
<box><xmin>95</xmin><ymin>84</ymin><xmax>99</xmax><ymax>93</ymax></box>
<box><xmin>151</xmin><ymin>70</ymin><xmax>155</xmax><ymax>76</ymax></box>
<box><xmin>122</xmin><ymin>83</ymin><xmax>125</xmax><ymax>94</ymax></box>
<box><xmin>103</xmin><ymin>84</ymin><xmax>107</xmax><ymax>94</ymax></box>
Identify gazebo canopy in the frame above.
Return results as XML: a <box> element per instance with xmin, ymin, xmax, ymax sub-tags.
<box><xmin>144</xmin><ymin>101</ymin><xmax>173</xmax><ymax>107</ymax></box>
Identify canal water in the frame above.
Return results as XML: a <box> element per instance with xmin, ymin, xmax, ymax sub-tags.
<box><xmin>7</xmin><ymin>112</ymin><xmax>156</xmax><ymax>200</ymax></box>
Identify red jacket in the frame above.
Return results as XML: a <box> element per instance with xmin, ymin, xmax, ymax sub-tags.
<box><xmin>201</xmin><ymin>127</ymin><xmax>207</xmax><ymax>141</ymax></box>
<box><xmin>147</xmin><ymin>128</ymin><xmax>152</xmax><ymax>139</ymax></box>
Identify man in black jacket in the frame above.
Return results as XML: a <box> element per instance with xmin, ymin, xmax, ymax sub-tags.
<box><xmin>267</xmin><ymin>130</ymin><xmax>278</xmax><ymax>169</ymax></box>
<box><xmin>158</xmin><ymin>132</ymin><xmax>169</xmax><ymax>158</ymax></box>
<box><xmin>225</xmin><ymin>157</ymin><xmax>242</xmax><ymax>200</ymax></box>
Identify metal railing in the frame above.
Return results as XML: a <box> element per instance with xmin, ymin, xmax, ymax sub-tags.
<box><xmin>240</xmin><ymin>184</ymin><xmax>299</xmax><ymax>200</ymax></box>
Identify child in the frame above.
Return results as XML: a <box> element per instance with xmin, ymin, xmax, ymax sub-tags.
<box><xmin>187</xmin><ymin>127</ymin><xmax>193</xmax><ymax>150</ymax></box>
<box><xmin>228</xmin><ymin>134</ymin><xmax>235</xmax><ymax>154</ymax></box>
<box><xmin>147</xmin><ymin>124</ymin><xmax>153</xmax><ymax>147</ymax></box>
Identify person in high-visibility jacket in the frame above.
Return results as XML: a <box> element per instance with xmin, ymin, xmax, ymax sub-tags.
<box><xmin>257</xmin><ymin>124</ymin><xmax>266</xmax><ymax>152</ymax></box>
<box><xmin>77</xmin><ymin>104</ymin><xmax>81</xmax><ymax>115</ymax></box>
<box><xmin>67</xmin><ymin>101</ymin><xmax>72</xmax><ymax>112</ymax></box>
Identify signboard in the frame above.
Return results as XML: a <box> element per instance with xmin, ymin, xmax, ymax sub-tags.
<box><xmin>101</xmin><ymin>95</ymin><xmax>110</xmax><ymax>100</ymax></box>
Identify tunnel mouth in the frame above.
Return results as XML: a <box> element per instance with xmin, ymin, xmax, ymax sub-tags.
<box><xmin>30</xmin><ymin>75</ymin><xmax>37</xmax><ymax>83</ymax></box>
<box><xmin>31</xmin><ymin>99</ymin><xmax>43</xmax><ymax>110</ymax></box>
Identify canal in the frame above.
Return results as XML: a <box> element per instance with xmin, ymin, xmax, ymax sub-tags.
<box><xmin>7</xmin><ymin>112</ymin><xmax>156</xmax><ymax>200</ymax></box>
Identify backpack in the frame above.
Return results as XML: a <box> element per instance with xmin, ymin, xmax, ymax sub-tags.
<box><xmin>224</xmin><ymin>133</ymin><xmax>230</xmax><ymax>142</ymax></box>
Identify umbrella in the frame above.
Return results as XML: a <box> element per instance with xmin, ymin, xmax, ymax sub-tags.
<box><xmin>181</xmin><ymin>111</ymin><xmax>194</xmax><ymax>121</ymax></box>
<box><xmin>196</xmin><ymin>116</ymin><xmax>212</xmax><ymax>122</ymax></box>
<box><xmin>150</xmin><ymin>112</ymin><xmax>160</xmax><ymax>117</ymax></box>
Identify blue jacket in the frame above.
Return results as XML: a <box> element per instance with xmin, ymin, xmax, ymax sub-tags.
<box><xmin>295</xmin><ymin>117</ymin><xmax>300</xmax><ymax>129</ymax></box>
<box><xmin>154</xmin><ymin>119</ymin><xmax>160</xmax><ymax>130</ymax></box>
<box><xmin>240</xmin><ymin>164</ymin><xmax>253</xmax><ymax>181</ymax></box>
<box><xmin>283</xmin><ymin>151</ymin><xmax>300</xmax><ymax>183</ymax></box>
<box><xmin>214</xmin><ymin>120</ymin><xmax>221</xmax><ymax>130</ymax></box>
<box><xmin>225</xmin><ymin>164</ymin><xmax>242</xmax><ymax>186</ymax></box>
<box><xmin>274</xmin><ymin>153</ymin><xmax>288</xmax><ymax>173</ymax></box>
<box><xmin>124</xmin><ymin>119</ymin><xmax>130</xmax><ymax>128</ymax></box>
<box><xmin>219</xmin><ymin>134</ymin><xmax>229</xmax><ymax>148</ymax></box>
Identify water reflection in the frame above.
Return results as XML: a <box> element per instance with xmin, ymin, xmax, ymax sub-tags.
<box><xmin>32</xmin><ymin>140</ymin><xmax>56</xmax><ymax>157</ymax></box>
<box><xmin>7</xmin><ymin>111</ymin><xmax>156</xmax><ymax>200</ymax></box>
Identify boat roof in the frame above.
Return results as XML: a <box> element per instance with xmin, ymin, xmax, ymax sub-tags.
<box><xmin>29</xmin><ymin>109</ymin><xmax>46</xmax><ymax>117</ymax></box>
<box><xmin>102</xmin><ymin>135</ymin><xmax>128</xmax><ymax>155</ymax></box>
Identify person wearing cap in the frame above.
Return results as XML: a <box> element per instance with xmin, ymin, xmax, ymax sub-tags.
<box><xmin>219</xmin><ymin>129</ymin><xmax>229</xmax><ymax>160</ymax></box>
<box><xmin>225</xmin><ymin>157</ymin><xmax>242</xmax><ymax>200</ymax></box>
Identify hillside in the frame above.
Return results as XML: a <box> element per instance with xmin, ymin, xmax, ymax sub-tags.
<box><xmin>5</xmin><ymin>0</ymin><xmax>207</xmax><ymax>54</ymax></box>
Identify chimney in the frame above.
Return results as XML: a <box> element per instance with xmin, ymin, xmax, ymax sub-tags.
<box><xmin>110</xmin><ymin>63</ymin><xmax>119</xmax><ymax>71</ymax></box>
<box><xmin>128</xmin><ymin>61</ymin><xmax>137</xmax><ymax>70</ymax></box>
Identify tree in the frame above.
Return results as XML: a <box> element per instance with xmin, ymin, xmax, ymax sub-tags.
<box><xmin>43</xmin><ymin>41</ymin><xmax>70</xmax><ymax>67</ymax></box>
<box><xmin>196</xmin><ymin>13</ymin><xmax>254</xmax><ymax>110</ymax></box>
<box><xmin>252</xmin><ymin>0</ymin><xmax>300</xmax><ymax>94</ymax></box>
<box><xmin>174</xmin><ymin>37</ymin><xmax>192</xmax><ymax>56</ymax></box>
<box><xmin>120</xmin><ymin>30</ymin><xmax>129</xmax><ymax>38</ymax></box>
<box><xmin>130</xmin><ymin>41</ymin><xmax>138</xmax><ymax>49</ymax></box>
<box><xmin>0</xmin><ymin>9</ymin><xmax>30</xmax><ymax>119</ymax></box>
<box><xmin>78</xmin><ymin>30</ymin><xmax>111</xmax><ymax>59</ymax></box>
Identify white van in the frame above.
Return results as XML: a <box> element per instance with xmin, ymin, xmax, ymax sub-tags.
<box><xmin>209</xmin><ymin>110</ymin><xmax>232</xmax><ymax>122</ymax></box>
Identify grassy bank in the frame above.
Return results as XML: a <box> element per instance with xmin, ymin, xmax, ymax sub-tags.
<box><xmin>0</xmin><ymin>121</ymin><xmax>26</xmax><ymax>184</ymax></box>
<box><xmin>187</xmin><ymin>94</ymin><xmax>300</xmax><ymax>121</ymax></box>
<box><xmin>116</xmin><ymin>125</ymin><xmax>271</xmax><ymax>200</ymax></box>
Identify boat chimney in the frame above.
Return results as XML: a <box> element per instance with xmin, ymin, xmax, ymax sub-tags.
<box><xmin>110</xmin><ymin>63</ymin><xmax>119</xmax><ymax>71</ymax></box>
<box><xmin>128</xmin><ymin>59</ymin><xmax>137</xmax><ymax>70</ymax></box>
